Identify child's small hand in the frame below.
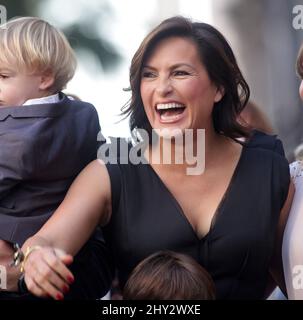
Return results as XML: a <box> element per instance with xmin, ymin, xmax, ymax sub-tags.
<box><xmin>23</xmin><ymin>247</ymin><xmax>74</xmax><ymax>300</ymax></box>
<box><xmin>0</xmin><ymin>240</ymin><xmax>20</xmax><ymax>291</ymax></box>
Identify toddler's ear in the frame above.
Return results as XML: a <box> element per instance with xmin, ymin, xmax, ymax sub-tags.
<box><xmin>39</xmin><ymin>73</ymin><xmax>55</xmax><ymax>91</ymax></box>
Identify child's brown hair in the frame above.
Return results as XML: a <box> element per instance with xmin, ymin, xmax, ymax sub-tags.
<box><xmin>123</xmin><ymin>250</ymin><xmax>215</xmax><ymax>300</ymax></box>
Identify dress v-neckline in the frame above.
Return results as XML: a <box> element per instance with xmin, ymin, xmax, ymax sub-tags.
<box><xmin>146</xmin><ymin>144</ymin><xmax>246</xmax><ymax>241</ymax></box>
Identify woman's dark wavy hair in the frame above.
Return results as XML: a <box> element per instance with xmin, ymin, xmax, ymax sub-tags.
<box><xmin>122</xmin><ymin>16</ymin><xmax>250</xmax><ymax>140</ymax></box>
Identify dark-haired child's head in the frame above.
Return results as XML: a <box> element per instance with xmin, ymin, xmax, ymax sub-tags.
<box><xmin>123</xmin><ymin>250</ymin><xmax>215</xmax><ymax>300</ymax></box>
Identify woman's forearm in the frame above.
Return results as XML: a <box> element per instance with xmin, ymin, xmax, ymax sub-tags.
<box><xmin>21</xmin><ymin>161</ymin><xmax>111</xmax><ymax>256</ymax></box>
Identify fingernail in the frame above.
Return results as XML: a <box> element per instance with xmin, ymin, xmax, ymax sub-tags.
<box><xmin>67</xmin><ymin>275</ymin><xmax>74</xmax><ymax>284</ymax></box>
<box><xmin>56</xmin><ymin>293</ymin><xmax>64</xmax><ymax>300</ymax></box>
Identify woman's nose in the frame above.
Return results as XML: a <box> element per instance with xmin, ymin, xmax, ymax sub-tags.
<box><xmin>155</xmin><ymin>77</ymin><xmax>173</xmax><ymax>96</ymax></box>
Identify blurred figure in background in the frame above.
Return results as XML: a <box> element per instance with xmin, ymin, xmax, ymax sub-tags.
<box><xmin>282</xmin><ymin>44</ymin><xmax>303</xmax><ymax>300</ymax></box>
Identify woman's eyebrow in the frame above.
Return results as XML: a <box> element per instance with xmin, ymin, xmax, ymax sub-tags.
<box><xmin>170</xmin><ymin>63</ymin><xmax>195</xmax><ymax>69</ymax></box>
<box><xmin>142</xmin><ymin>65</ymin><xmax>156</xmax><ymax>70</ymax></box>
<box><xmin>142</xmin><ymin>63</ymin><xmax>196</xmax><ymax>70</ymax></box>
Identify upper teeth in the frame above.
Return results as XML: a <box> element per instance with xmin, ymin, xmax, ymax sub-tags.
<box><xmin>156</xmin><ymin>103</ymin><xmax>185</xmax><ymax>110</ymax></box>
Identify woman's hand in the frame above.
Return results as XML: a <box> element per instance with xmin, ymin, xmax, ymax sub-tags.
<box><xmin>23</xmin><ymin>247</ymin><xmax>74</xmax><ymax>300</ymax></box>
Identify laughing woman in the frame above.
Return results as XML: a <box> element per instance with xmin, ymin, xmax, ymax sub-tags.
<box><xmin>21</xmin><ymin>16</ymin><xmax>293</xmax><ymax>300</ymax></box>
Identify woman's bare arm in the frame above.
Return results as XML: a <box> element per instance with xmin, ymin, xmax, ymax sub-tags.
<box><xmin>24</xmin><ymin>160</ymin><xmax>111</xmax><ymax>253</ymax></box>
<box><xmin>22</xmin><ymin>160</ymin><xmax>112</xmax><ymax>299</ymax></box>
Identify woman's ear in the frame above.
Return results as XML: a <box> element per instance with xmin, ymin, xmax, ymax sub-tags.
<box><xmin>39</xmin><ymin>73</ymin><xmax>55</xmax><ymax>91</ymax></box>
<box><xmin>214</xmin><ymin>86</ymin><xmax>225</xmax><ymax>103</ymax></box>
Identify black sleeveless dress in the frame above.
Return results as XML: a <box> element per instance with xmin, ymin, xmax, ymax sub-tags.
<box><xmin>103</xmin><ymin>132</ymin><xmax>290</xmax><ymax>299</ymax></box>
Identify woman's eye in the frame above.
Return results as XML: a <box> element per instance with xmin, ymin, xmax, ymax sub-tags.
<box><xmin>173</xmin><ymin>70</ymin><xmax>189</xmax><ymax>76</ymax></box>
<box><xmin>0</xmin><ymin>74</ymin><xmax>8</xmax><ymax>79</ymax></box>
<box><xmin>142</xmin><ymin>71</ymin><xmax>156</xmax><ymax>78</ymax></box>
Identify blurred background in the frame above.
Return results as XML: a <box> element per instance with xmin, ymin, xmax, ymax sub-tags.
<box><xmin>1</xmin><ymin>0</ymin><xmax>303</xmax><ymax>160</ymax></box>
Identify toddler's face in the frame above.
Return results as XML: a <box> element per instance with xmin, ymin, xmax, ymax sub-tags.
<box><xmin>0</xmin><ymin>67</ymin><xmax>44</xmax><ymax>107</ymax></box>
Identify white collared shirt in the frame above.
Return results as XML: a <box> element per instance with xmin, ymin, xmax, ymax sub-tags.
<box><xmin>22</xmin><ymin>93</ymin><xmax>60</xmax><ymax>106</ymax></box>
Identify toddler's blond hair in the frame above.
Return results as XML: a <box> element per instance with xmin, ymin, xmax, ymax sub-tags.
<box><xmin>0</xmin><ymin>16</ymin><xmax>77</xmax><ymax>93</ymax></box>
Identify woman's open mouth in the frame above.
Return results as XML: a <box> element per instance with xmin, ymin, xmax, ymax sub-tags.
<box><xmin>156</xmin><ymin>102</ymin><xmax>186</xmax><ymax>123</ymax></box>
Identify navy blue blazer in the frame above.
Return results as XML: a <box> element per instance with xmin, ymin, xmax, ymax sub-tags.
<box><xmin>0</xmin><ymin>93</ymin><xmax>101</xmax><ymax>244</ymax></box>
